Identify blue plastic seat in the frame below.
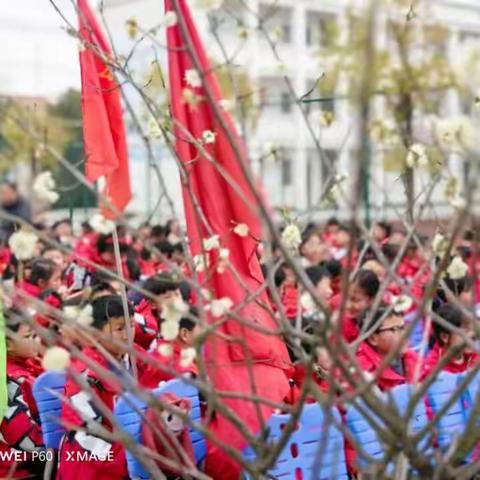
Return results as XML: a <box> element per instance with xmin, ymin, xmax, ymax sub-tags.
<box><xmin>404</xmin><ymin>311</ymin><xmax>425</xmax><ymax>350</ymax></box>
<box><xmin>388</xmin><ymin>383</ymin><xmax>431</xmax><ymax>454</ymax></box>
<box><xmin>346</xmin><ymin>395</ymin><xmax>385</xmax><ymax>470</ymax></box>
<box><xmin>426</xmin><ymin>372</ymin><xmax>466</xmax><ymax>453</ymax></box>
<box><xmin>243</xmin><ymin>404</ymin><xmax>348</xmax><ymax>480</ymax></box>
<box><xmin>32</xmin><ymin>371</ymin><xmax>67</xmax><ymax>450</ymax></box>
<box><xmin>115</xmin><ymin>378</ymin><xmax>206</xmax><ymax>479</ymax></box>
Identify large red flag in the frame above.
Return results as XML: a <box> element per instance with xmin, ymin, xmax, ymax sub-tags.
<box><xmin>165</xmin><ymin>0</ymin><xmax>291</xmax><ymax>477</ymax></box>
<box><xmin>78</xmin><ymin>0</ymin><xmax>131</xmax><ymax>218</ymax></box>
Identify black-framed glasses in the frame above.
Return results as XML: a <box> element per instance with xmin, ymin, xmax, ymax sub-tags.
<box><xmin>377</xmin><ymin>325</ymin><xmax>405</xmax><ymax>335</ymax></box>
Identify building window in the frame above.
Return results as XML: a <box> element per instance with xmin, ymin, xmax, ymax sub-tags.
<box><xmin>306</xmin><ymin>14</ymin><xmax>337</xmax><ymax>47</ymax></box>
<box><xmin>280</xmin><ymin>92</ymin><xmax>292</xmax><ymax>113</ymax></box>
<box><xmin>277</xmin><ymin>147</ymin><xmax>292</xmax><ymax>186</ymax></box>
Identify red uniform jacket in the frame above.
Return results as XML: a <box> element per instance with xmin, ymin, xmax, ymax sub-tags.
<box><xmin>151</xmin><ymin>340</ymin><xmax>198</xmax><ymax>383</ymax></box>
<box><xmin>422</xmin><ymin>342</ymin><xmax>479</xmax><ymax>379</ymax></box>
<box><xmin>134</xmin><ymin>299</ymin><xmax>160</xmax><ymax>350</ymax></box>
<box><xmin>355</xmin><ymin>341</ymin><xmax>421</xmax><ymax>391</ymax></box>
<box><xmin>0</xmin><ymin>358</ymin><xmax>44</xmax><ymax>478</ymax></box>
<box><xmin>57</xmin><ymin>346</ymin><xmax>165</xmax><ymax>480</ymax></box>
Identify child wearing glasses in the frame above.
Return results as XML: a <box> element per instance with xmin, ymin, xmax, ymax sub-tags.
<box><xmin>354</xmin><ymin>306</ymin><xmax>421</xmax><ymax>391</ymax></box>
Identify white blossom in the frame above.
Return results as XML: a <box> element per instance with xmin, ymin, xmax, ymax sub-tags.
<box><xmin>217</xmin><ymin>248</ymin><xmax>230</xmax><ymax>274</ymax></box>
<box><xmin>447</xmin><ymin>256</ymin><xmax>469</xmax><ymax>280</ymax></box>
<box><xmin>450</xmin><ymin>196</ymin><xmax>467</xmax><ymax>210</ymax></box>
<box><xmin>89</xmin><ymin>214</ymin><xmax>115</xmax><ymax>235</ymax></box>
<box><xmin>233</xmin><ymin>223</ymin><xmax>249</xmax><ymax>237</ymax></box>
<box><xmin>33</xmin><ymin>172</ymin><xmax>59</xmax><ymax>204</ymax></box>
<box><xmin>435</xmin><ymin>117</ymin><xmax>475</xmax><ymax>152</ymax></box>
<box><xmin>196</xmin><ymin>0</ymin><xmax>224</xmax><ymax>10</ymax></box>
<box><xmin>202</xmin><ymin>130</ymin><xmax>217</xmax><ymax>144</ymax></box>
<box><xmin>161</xmin><ymin>297</ymin><xmax>189</xmax><ymax>324</ymax></box>
<box><xmin>406</xmin><ymin>143</ymin><xmax>429</xmax><ymax>168</ymax></box>
<box><xmin>158</xmin><ymin>343</ymin><xmax>173</xmax><ymax>357</ymax></box>
<box><xmin>432</xmin><ymin>232</ymin><xmax>448</xmax><ymax>257</ymax></box>
<box><xmin>63</xmin><ymin>306</ymin><xmax>80</xmax><ymax>320</ymax></box>
<box><xmin>282</xmin><ymin>224</ymin><xmax>302</xmax><ymax>252</ymax></box>
<box><xmin>202</xmin><ymin>234</ymin><xmax>220</xmax><ymax>251</ymax></box>
<box><xmin>219</xmin><ymin>248</ymin><xmax>229</xmax><ymax>260</ymax></box>
<box><xmin>147</xmin><ymin>116</ymin><xmax>162</xmax><ymax>139</ymax></box>
<box><xmin>193</xmin><ymin>254</ymin><xmax>208</xmax><ymax>272</ymax></box>
<box><xmin>8</xmin><ymin>229</ymin><xmax>38</xmax><ymax>261</ymax></box>
<box><xmin>219</xmin><ymin>99</ymin><xmax>235</xmax><ymax>111</ymax></box>
<box><xmin>300</xmin><ymin>292</ymin><xmax>316</xmax><ymax>314</ymax></box>
<box><xmin>161</xmin><ymin>320</ymin><xmax>180</xmax><ymax>341</ymax></box>
<box><xmin>319</xmin><ymin>111</ymin><xmax>334</xmax><ymax>128</ymax></box>
<box><xmin>210</xmin><ymin>297</ymin><xmax>233</xmax><ymax>317</ymax></box>
<box><xmin>392</xmin><ymin>295</ymin><xmax>413</xmax><ymax>313</ymax></box>
<box><xmin>42</xmin><ymin>347</ymin><xmax>71</xmax><ymax>371</ymax></box>
<box><xmin>162</xmin><ymin>11</ymin><xmax>178</xmax><ymax>27</ymax></box>
<box><xmin>78</xmin><ymin>305</ymin><xmax>94</xmax><ymax>327</ymax></box>
<box><xmin>184</xmin><ymin>69</ymin><xmax>202</xmax><ymax>88</ymax></box>
<box><xmin>237</xmin><ymin>25</ymin><xmax>249</xmax><ymax>39</ymax></box>
<box><xmin>180</xmin><ymin>347</ymin><xmax>196</xmax><ymax>368</ymax></box>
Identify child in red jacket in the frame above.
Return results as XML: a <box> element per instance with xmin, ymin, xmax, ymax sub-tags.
<box><xmin>153</xmin><ymin>307</ymin><xmax>200</xmax><ymax>382</ymax></box>
<box><xmin>334</xmin><ymin>270</ymin><xmax>380</xmax><ymax>344</ymax></box>
<box><xmin>0</xmin><ymin>308</ymin><xmax>44</xmax><ymax>478</ymax></box>
<box><xmin>422</xmin><ymin>303</ymin><xmax>478</xmax><ymax>378</ymax></box>
<box><xmin>354</xmin><ymin>306</ymin><xmax>421</xmax><ymax>391</ymax></box>
<box><xmin>57</xmin><ymin>295</ymin><xmax>165</xmax><ymax>480</ymax></box>
<box><xmin>134</xmin><ymin>272</ymin><xmax>182</xmax><ymax>350</ymax></box>
<box><xmin>15</xmin><ymin>257</ymin><xmax>62</xmax><ymax>304</ymax></box>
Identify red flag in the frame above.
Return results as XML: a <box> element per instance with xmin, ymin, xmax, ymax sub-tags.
<box><xmin>78</xmin><ymin>0</ymin><xmax>131</xmax><ymax>218</ymax></box>
<box><xmin>165</xmin><ymin>1</ymin><xmax>291</xmax><ymax>476</ymax></box>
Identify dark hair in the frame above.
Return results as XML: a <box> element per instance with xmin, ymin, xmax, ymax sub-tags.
<box><xmin>382</xmin><ymin>243</ymin><xmax>400</xmax><ymax>263</ymax></box>
<box><xmin>179</xmin><ymin>307</ymin><xmax>197</xmax><ymax>331</ymax></box>
<box><xmin>150</xmin><ymin>225</ymin><xmax>166</xmax><ymax>239</ymax></box>
<box><xmin>97</xmin><ymin>235</ymin><xmax>128</xmax><ymax>255</ymax></box>
<box><xmin>143</xmin><ymin>272</ymin><xmax>180</xmax><ymax>296</ymax></box>
<box><xmin>323</xmin><ymin>259</ymin><xmax>342</xmax><ymax>278</ymax></box>
<box><xmin>5</xmin><ymin>307</ymin><xmax>25</xmax><ymax>333</ymax></box>
<box><xmin>90</xmin><ymin>281</ymin><xmax>116</xmax><ymax>299</ymax></box>
<box><xmin>171</xmin><ymin>242</ymin><xmax>184</xmax><ymax>255</ymax></box>
<box><xmin>52</xmin><ymin>218</ymin><xmax>71</xmax><ymax>231</ymax></box>
<box><xmin>126</xmin><ymin>257</ymin><xmax>141</xmax><ymax>282</ymax></box>
<box><xmin>165</xmin><ymin>219</ymin><xmax>178</xmax><ymax>236</ymax></box>
<box><xmin>300</xmin><ymin>228</ymin><xmax>320</xmax><ymax>250</ymax></box>
<box><xmin>326</xmin><ymin>217</ymin><xmax>339</xmax><ymax>227</ymax></box>
<box><xmin>41</xmin><ymin>245</ymin><xmax>62</xmax><ymax>256</ymax></box>
<box><xmin>274</xmin><ymin>263</ymin><xmax>287</xmax><ymax>288</ymax></box>
<box><xmin>91</xmin><ymin>295</ymin><xmax>134</xmax><ymax>330</ymax></box>
<box><xmin>433</xmin><ymin>275</ymin><xmax>473</xmax><ymax>311</ymax></box>
<box><xmin>81</xmin><ymin>221</ymin><xmax>93</xmax><ymax>234</ymax></box>
<box><xmin>375</xmin><ymin>221</ymin><xmax>392</xmax><ymax>238</ymax></box>
<box><xmin>30</xmin><ymin>258</ymin><xmax>57</xmax><ymax>286</ymax></box>
<box><xmin>432</xmin><ymin>303</ymin><xmax>466</xmax><ymax>345</ymax></box>
<box><xmin>305</xmin><ymin>265</ymin><xmax>330</xmax><ymax>286</ymax></box>
<box><xmin>155</xmin><ymin>240</ymin><xmax>174</xmax><ymax>259</ymax></box>
<box><xmin>354</xmin><ymin>269</ymin><xmax>380</xmax><ymax>299</ymax></box>
<box><xmin>358</xmin><ymin>305</ymin><xmax>399</xmax><ymax>333</ymax></box>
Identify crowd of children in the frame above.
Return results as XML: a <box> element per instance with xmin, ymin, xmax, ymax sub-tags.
<box><xmin>0</xmin><ymin>215</ymin><xmax>478</xmax><ymax>478</ymax></box>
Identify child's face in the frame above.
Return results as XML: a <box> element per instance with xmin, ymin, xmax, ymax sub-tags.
<box><xmin>441</xmin><ymin>319</ymin><xmax>475</xmax><ymax>355</ymax></box>
<box><xmin>179</xmin><ymin>324</ymin><xmax>201</xmax><ymax>347</ymax></box>
<box><xmin>9</xmin><ymin>324</ymin><xmax>41</xmax><ymax>359</ymax></box>
<box><xmin>100</xmin><ymin>316</ymin><xmax>131</xmax><ymax>358</ymax></box>
<box><xmin>346</xmin><ymin>283</ymin><xmax>372</xmax><ymax>318</ymax></box>
<box><xmin>301</xmin><ymin>234</ymin><xmax>325</xmax><ymax>262</ymax></box>
<box><xmin>43</xmin><ymin>250</ymin><xmax>67</xmax><ymax>271</ymax></box>
<box><xmin>315</xmin><ymin>347</ymin><xmax>332</xmax><ymax>372</ymax></box>
<box><xmin>372</xmin><ymin>225</ymin><xmax>388</xmax><ymax>243</ymax></box>
<box><xmin>44</xmin><ymin>266</ymin><xmax>63</xmax><ymax>291</ymax></box>
<box><xmin>315</xmin><ymin>277</ymin><xmax>333</xmax><ymax>302</ymax></box>
<box><xmin>335</xmin><ymin>230</ymin><xmax>350</xmax><ymax>248</ymax></box>
<box><xmin>362</xmin><ymin>260</ymin><xmax>386</xmax><ymax>283</ymax></box>
<box><xmin>369</xmin><ymin>314</ymin><xmax>406</xmax><ymax>356</ymax></box>
<box><xmin>155</xmin><ymin>289</ymin><xmax>182</xmax><ymax>309</ymax></box>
